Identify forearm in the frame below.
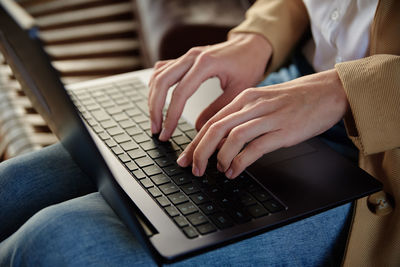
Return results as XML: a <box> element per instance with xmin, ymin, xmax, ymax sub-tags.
<box><xmin>336</xmin><ymin>54</ymin><xmax>400</xmax><ymax>154</ymax></box>
<box><xmin>230</xmin><ymin>0</ymin><xmax>309</xmax><ymax>74</ymax></box>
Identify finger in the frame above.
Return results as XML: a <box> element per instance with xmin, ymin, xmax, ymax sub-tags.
<box><xmin>217</xmin><ymin>114</ymin><xmax>278</xmax><ymax>172</ymax></box>
<box><xmin>176</xmin><ymin>89</ymin><xmax>262</xmax><ymax>168</ymax></box>
<box><xmin>148</xmin><ymin>60</ymin><xmax>174</xmax><ymax>88</ymax></box>
<box><xmin>148</xmin><ymin>53</ymin><xmax>200</xmax><ymax>134</ymax></box>
<box><xmin>191</xmin><ymin>99</ymin><xmax>278</xmax><ymax>176</ymax></box>
<box><xmin>225</xmin><ymin>130</ymin><xmax>285</xmax><ymax>179</ymax></box>
<box><xmin>159</xmin><ymin>52</ymin><xmax>219</xmax><ymax>141</ymax></box>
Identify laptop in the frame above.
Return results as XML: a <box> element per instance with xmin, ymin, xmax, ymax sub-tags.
<box><xmin>0</xmin><ymin>1</ymin><xmax>382</xmax><ymax>264</ymax></box>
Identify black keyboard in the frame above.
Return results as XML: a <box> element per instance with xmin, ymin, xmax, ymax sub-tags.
<box><xmin>69</xmin><ymin>77</ymin><xmax>285</xmax><ymax>239</ymax></box>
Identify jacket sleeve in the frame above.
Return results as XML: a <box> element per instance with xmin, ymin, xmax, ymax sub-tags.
<box><xmin>229</xmin><ymin>0</ymin><xmax>309</xmax><ymax>73</ymax></box>
<box><xmin>335</xmin><ymin>54</ymin><xmax>400</xmax><ymax>155</ymax></box>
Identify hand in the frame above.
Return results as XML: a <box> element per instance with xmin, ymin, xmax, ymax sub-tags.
<box><xmin>176</xmin><ymin>69</ymin><xmax>349</xmax><ymax>178</ymax></box>
<box><xmin>148</xmin><ymin>33</ymin><xmax>272</xmax><ymax>141</ymax></box>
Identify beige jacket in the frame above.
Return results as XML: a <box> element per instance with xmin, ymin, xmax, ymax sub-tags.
<box><xmin>231</xmin><ymin>0</ymin><xmax>400</xmax><ymax>266</ymax></box>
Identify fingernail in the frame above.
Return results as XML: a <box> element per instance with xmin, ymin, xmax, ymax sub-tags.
<box><xmin>177</xmin><ymin>153</ymin><xmax>188</xmax><ymax>166</ymax></box>
<box><xmin>193</xmin><ymin>165</ymin><xmax>200</xmax><ymax>177</ymax></box>
<box><xmin>225</xmin><ymin>168</ymin><xmax>233</xmax><ymax>179</ymax></box>
<box><xmin>217</xmin><ymin>162</ymin><xmax>223</xmax><ymax>172</ymax></box>
<box><xmin>159</xmin><ymin>128</ymin><xmax>168</xmax><ymax>141</ymax></box>
<box><xmin>151</xmin><ymin>122</ymin><xmax>158</xmax><ymax>134</ymax></box>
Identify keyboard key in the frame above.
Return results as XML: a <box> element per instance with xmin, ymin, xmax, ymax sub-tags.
<box><xmin>113</xmin><ymin>113</ymin><xmax>129</xmax><ymax>122</ymax></box>
<box><xmin>105</xmin><ymin>139</ymin><xmax>117</xmax><ymax>147</ymax></box>
<box><xmin>140</xmin><ymin>178</ymin><xmax>154</xmax><ymax>188</ymax></box>
<box><xmin>132</xmin><ymin>133</ymin><xmax>150</xmax><ymax>143</ymax></box>
<box><xmin>120</xmin><ymin>141</ymin><xmax>138</xmax><ymax>151</ymax></box>
<box><xmin>91</xmin><ymin>110</ymin><xmax>110</xmax><ymax>121</ymax></box>
<box><xmin>126</xmin><ymin>126</ymin><xmax>142</xmax><ymax>136</ymax></box>
<box><xmin>253</xmin><ymin>190</ymin><xmax>272</xmax><ymax>202</ymax></box>
<box><xmin>159</xmin><ymin>183</ymin><xmax>179</xmax><ymax>195</ymax></box>
<box><xmin>210</xmin><ymin>213</ymin><xmax>234</xmax><ymax>229</ymax></box>
<box><xmin>174</xmin><ymin>216</ymin><xmax>189</xmax><ymax>228</ymax></box>
<box><xmin>139</xmin><ymin>121</ymin><xmax>151</xmax><ymax>130</ymax></box>
<box><xmin>227</xmin><ymin>209</ymin><xmax>251</xmax><ymax>223</ymax></box>
<box><xmin>177</xmin><ymin>202</ymin><xmax>198</xmax><ymax>215</ymax></box>
<box><xmin>155</xmin><ymin>157</ymin><xmax>173</xmax><ymax>167</ymax></box>
<box><xmin>239</xmin><ymin>193</ymin><xmax>257</xmax><ymax>206</ymax></box>
<box><xmin>125</xmin><ymin>108</ymin><xmax>141</xmax><ymax>117</ymax></box>
<box><xmin>165</xmin><ymin>206</ymin><xmax>179</xmax><ymax>217</ymax></box>
<box><xmin>171</xmin><ymin>174</ymin><xmax>192</xmax><ymax>185</ymax></box>
<box><xmin>148</xmin><ymin>187</ymin><xmax>162</xmax><ymax>198</ymax></box>
<box><xmin>101</xmin><ymin>120</ymin><xmax>117</xmax><ymax>129</ymax></box>
<box><xmin>163</xmin><ymin>165</ymin><xmax>183</xmax><ymax>176</ymax></box>
<box><xmin>185</xmin><ymin>129</ymin><xmax>197</xmax><ymax>140</ymax></box>
<box><xmin>106</xmin><ymin>106</ymin><xmax>123</xmax><ymax>115</ymax></box>
<box><xmin>190</xmin><ymin>193</ymin><xmax>209</xmax><ymax>205</ymax></box>
<box><xmin>140</xmin><ymin>140</ymin><xmax>158</xmax><ymax>151</ymax></box>
<box><xmin>98</xmin><ymin>132</ymin><xmax>110</xmax><ymax>140</ymax></box>
<box><xmin>262</xmin><ymin>199</ymin><xmax>284</xmax><ymax>213</ymax></box>
<box><xmin>196</xmin><ymin>223</ymin><xmax>217</xmax><ymax>235</ymax></box>
<box><xmin>178</xmin><ymin>122</ymin><xmax>193</xmax><ymax>132</ymax></box>
<box><xmin>147</xmin><ymin>149</ymin><xmax>164</xmax><ymax>159</ymax></box>
<box><xmin>132</xmin><ymin>114</ymin><xmax>148</xmax><ymax>123</ymax></box>
<box><xmin>182</xmin><ymin>226</ymin><xmax>198</xmax><ymax>239</ymax></box>
<box><xmin>132</xmin><ymin>169</ymin><xmax>145</xmax><ymax>179</ymax></box>
<box><xmin>172</xmin><ymin>135</ymin><xmax>191</xmax><ymax>146</ymax></box>
<box><xmin>168</xmin><ymin>192</ymin><xmax>189</xmax><ymax>205</ymax></box>
<box><xmin>114</xmin><ymin>133</ymin><xmax>131</xmax><ymax>143</ymax></box>
<box><xmin>128</xmin><ymin>148</ymin><xmax>146</xmax><ymax>159</ymax></box>
<box><xmin>156</xmin><ymin>196</ymin><xmax>170</xmax><ymax>207</ymax></box>
<box><xmin>247</xmin><ymin>204</ymin><xmax>269</xmax><ymax>218</ymax></box>
<box><xmin>150</xmin><ymin>174</ymin><xmax>170</xmax><ymax>186</ymax></box>
<box><xmin>111</xmin><ymin>146</ymin><xmax>124</xmax><ymax>155</ymax></box>
<box><xmin>143</xmin><ymin>165</ymin><xmax>162</xmax><ymax>176</ymax></box>
<box><xmin>118</xmin><ymin>154</ymin><xmax>131</xmax><ymax>163</ymax></box>
<box><xmin>200</xmin><ymin>203</ymin><xmax>218</xmax><ymax>215</ymax></box>
<box><xmin>181</xmin><ymin>183</ymin><xmax>200</xmax><ymax>195</ymax></box>
<box><xmin>135</xmin><ymin>156</ymin><xmax>153</xmax><ymax>168</ymax></box>
<box><xmin>126</xmin><ymin>161</ymin><xmax>138</xmax><ymax>171</ymax></box>
<box><xmin>186</xmin><ymin>212</ymin><xmax>208</xmax><ymax>226</ymax></box>
<box><xmin>119</xmin><ymin>120</ymin><xmax>136</xmax><ymax>129</ymax></box>
<box><xmin>107</xmin><ymin>126</ymin><xmax>124</xmax><ymax>136</ymax></box>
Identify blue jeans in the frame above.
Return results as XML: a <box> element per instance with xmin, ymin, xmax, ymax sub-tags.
<box><xmin>0</xmin><ymin>62</ymin><xmax>355</xmax><ymax>266</ymax></box>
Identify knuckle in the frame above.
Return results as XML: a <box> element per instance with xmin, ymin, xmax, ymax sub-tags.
<box><xmin>229</xmin><ymin>127</ymin><xmax>246</xmax><ymax>143</ymax></box>
<box><xmin>208</xmin><ymin>122</ymin><xmax>223</xmax><ymax>137</ymax></box>
<box><xmin>187</xmin><ymin>47</ymin><xmax>203</xmax><ymax>57</ymax></box>
<box><xmin>196</xmin><ymin>51</ymin><xmax>213</xmax><ymax>66</ymax></box>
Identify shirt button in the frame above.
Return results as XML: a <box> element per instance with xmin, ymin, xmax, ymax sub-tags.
<box><xmin>335</xmin><ymin>55</ymin><xmax>342</xmax><ymax>63</ymax></box>
<box><xmin>331</xmin><ymin>9</ymin><xmax>340</xmax><ymax>21</ymax></box>
<box><xmin>367</xmin><ymin>191</ymin><xmax>394</xmax><ymax>216</ymax></box>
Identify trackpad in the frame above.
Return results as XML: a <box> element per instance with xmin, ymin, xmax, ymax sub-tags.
<box><xmin>250</xmin><ymin>141</ymin><xmax>316</xmax><ymax>168</ymax></box>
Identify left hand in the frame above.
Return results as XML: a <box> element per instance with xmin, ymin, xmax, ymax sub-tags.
<box><xmin>176</xmin><ymin>69</ymin><xmax>349</xmax><ymax>179</ymax></box>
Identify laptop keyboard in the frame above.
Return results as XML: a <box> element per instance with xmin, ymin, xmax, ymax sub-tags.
<box><xmin>69</xmin><ymin>77</ymin><xmax>285</xmax><ymax>239</ymax></box>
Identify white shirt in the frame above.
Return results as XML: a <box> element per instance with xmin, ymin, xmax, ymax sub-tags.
<box><xmin>302</xmin><ymin>0</ymin><xmax>379</xmax><ymax>72</ymax></box>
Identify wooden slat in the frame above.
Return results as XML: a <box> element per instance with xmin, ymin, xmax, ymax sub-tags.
<box><xmin>36</xmin><ymin>2</ymin><xmax>133</xmax><ymax>29</ymax></box>
<box><xmin>39</xmin><ymin>21</ymin><xmax>137</xmax><ymax>44</ymax></box>
<box><xmin>25</xmin><ymin>0</ymin><xmax>114</xmax><ymax>16</ymax></box>
<box><xmin>45</xmin><ymin>39</ymin><xmax>139</xmax><ymax>60</ymax></box>
<box><xmin>52</xmin><ymin>57</ymin><xmax>141</xmax><ymax>76</ymax></box>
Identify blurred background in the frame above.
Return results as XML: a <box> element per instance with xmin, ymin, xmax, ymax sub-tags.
<box><xmin>0</xmin><ymin>0</ymin><xmax>253</xmax><ymax>160</ymax></box>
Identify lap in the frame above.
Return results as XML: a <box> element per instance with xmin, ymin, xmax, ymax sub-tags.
<box><xmin>0</xmin><ymin>143</ymin><xmax>95</xmax><ymax>241</ymax></box>
<box><xmin>0</xmin><ymin>191</ymin><xmax>352</xmax><ymax>266</ymax></box>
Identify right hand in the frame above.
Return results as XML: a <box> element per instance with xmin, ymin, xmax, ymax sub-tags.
<box><xmin>148</xmin><ymin>33</ymin><xmax>273</xmax><ymax>141</ymax></box>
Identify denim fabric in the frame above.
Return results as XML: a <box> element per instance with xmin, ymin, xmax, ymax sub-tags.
<box><xmin>0</xmin><ymin>61</ymin><xmax>355</xmax><ymax>266</ymax></box>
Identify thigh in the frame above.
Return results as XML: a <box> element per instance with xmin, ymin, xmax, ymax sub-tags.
<box><xmin>0</xmin><ymin>143</ymin><xmax>96</xmax><ymax>241</ymax></box>
<box><xmin>0</xmin><ymin>192</ymin><xmax>352</xmax><ymax>267</ymax></box>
